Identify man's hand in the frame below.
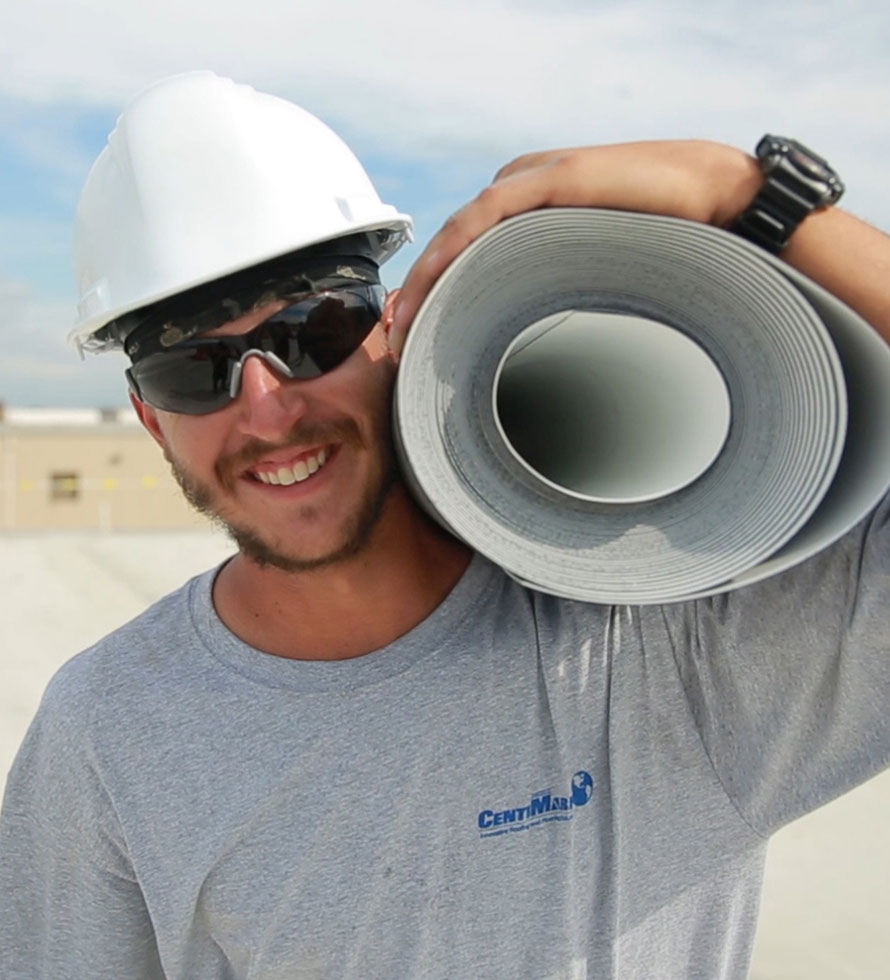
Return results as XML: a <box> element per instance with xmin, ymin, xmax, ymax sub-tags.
<box><xmin>390</xmin><ymin>140</ymin><xmax>761</xmax><ymax>353</ymax></box>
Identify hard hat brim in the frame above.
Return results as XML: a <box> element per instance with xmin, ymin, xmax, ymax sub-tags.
<box><xmin>69</xmin><ymin>216</ymin><xmax>412</xmax><ymax>353</ymax></box>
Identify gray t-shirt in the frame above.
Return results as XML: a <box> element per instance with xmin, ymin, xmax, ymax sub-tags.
<box><xmin>2</xmin><ymin>492</ymin><xmax>889</xmax><ymax>979</ymax></box>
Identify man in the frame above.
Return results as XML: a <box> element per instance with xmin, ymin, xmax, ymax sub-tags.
<box><xmin>1</xmin><ymin>72</ymin><xmax>889</xmax><ymax>979</ymax></box>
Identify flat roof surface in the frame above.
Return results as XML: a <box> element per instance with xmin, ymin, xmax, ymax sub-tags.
<box><xmin>1</xmin><ymin>530</ymin><xmax>887</xmax><ymax>978</ymax></box>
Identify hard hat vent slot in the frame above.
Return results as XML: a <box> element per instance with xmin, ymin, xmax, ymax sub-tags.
<box><xmin>336</xmin><ymin>195</ymin><xmax>386</xmax><ymax>224</ymax></box>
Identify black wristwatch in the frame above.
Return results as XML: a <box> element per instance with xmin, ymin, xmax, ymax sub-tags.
<box><xmin>730</xmin><ymin>134</ymin><xmax>844</xmax><ymax>254</ymax></box>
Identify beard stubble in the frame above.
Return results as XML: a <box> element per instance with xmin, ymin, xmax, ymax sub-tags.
<box><xmin>167</xmin><ymin>410</ymin><xmax>398</xmax><ymax>574</ymax></box>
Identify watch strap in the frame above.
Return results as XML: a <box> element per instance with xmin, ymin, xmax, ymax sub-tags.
<box><xmin>731</xmin><ymin>164</ymin><xmax>819</xmax><ymax>253</ymax></box>
<box><xmin>731</xmin><ymin>137</ymin><xmax>843</xmax><ymax>254</ymax></box>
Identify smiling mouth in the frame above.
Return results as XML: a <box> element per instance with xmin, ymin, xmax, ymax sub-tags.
<box><xmin>248</xmin><ymin>447</ymin><xmax>331</xmax><ymax>486</ymax></box>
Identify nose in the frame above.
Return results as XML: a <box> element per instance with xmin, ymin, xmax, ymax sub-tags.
<box><xmin>232</xmin><ymin>350</ymin><xmax>309</xmax><ymax>439</ymax></box>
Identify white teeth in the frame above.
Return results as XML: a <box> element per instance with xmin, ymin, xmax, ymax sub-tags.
<box><xmin>254</xmin><ymin>447</ymin><xmax>330</xmax><ymax>486</ymax></box>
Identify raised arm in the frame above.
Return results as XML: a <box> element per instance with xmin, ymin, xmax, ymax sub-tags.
<box><xmin>391</xmin><ymin>140</ymin><xmax>890</xmax><ymax>351</ymax></box>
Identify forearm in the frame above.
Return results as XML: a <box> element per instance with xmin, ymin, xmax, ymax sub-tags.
<box><xmin>781</xmin><ymin>207</ymin><xmax>890</xmax><ymax>346</ymax></box>
<box><xmin>707</xmin><ymin>139</ymin><xmax>890</xmax><ymax>344</ymax></box>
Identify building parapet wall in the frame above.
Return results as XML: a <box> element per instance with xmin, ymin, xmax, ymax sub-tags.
<box><xmin>0</xmin><ymin>406</ymin><xmax>140</xmax><ymax>427</ymax></box>
<box><xmin>0</xmin><ymin>414</ymin><xmax>209</xmax><ymax>531</ymax></box>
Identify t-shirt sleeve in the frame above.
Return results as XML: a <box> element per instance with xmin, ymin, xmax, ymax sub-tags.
<box><xmin>671</xmin><ymin>489</ymin><xmax>890</xmax><ymax>837</ymax></box>
<box><xmin>0</xmin><ymin>667</ymin><xmax>166</xmax><ymax>979</ymax></box>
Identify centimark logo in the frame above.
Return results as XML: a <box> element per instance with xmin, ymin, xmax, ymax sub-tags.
<box><xmin>477</xmin><ymin>770</ymin><xmax>595</xmax><ymax>839</ymax></box>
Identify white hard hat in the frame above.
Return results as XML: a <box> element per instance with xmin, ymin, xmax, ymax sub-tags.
<box><xmin>70</xmin><ymin>71</ymin><xmax>413</xmax><ymax>352</ymax></box>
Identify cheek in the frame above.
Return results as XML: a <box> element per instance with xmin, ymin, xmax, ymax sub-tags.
<box><xmin>354</xmin><ymin>358</ymin><xmax>397</xmax><ymax>415</ymax></box>
<box><xmin>156</xmin><ymin>414</ymin><xmax>225</xmax><ymax>468</ymax></box>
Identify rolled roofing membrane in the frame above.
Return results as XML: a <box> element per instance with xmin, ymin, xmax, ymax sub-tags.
<box><xmin>395</xmin><ymin>209</ymin><xmax>890</xmax><ymax>604</ymax></box>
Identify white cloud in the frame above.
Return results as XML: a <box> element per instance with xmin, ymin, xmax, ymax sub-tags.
<box><xmin>4</xmin><ymin>1</ymin><xmax>887</xmax><ymax>219</ymax></box>
<box><xmin>0</xmin><ymin>279</ymin><xmax>29</xmax><ymax>307</ymax></box>
<box><xmin>10</xmin><ymin>5</ymin><xmax>890</xmax><ymax>221</ymax></box>
<box><xmin>0</xmin><ymin>286</ymin><xmax>128</xmax><ymax>408</ymax></box>
<box><xmin>0</xmin><ymin>217</ymin><xmax>72</xmax><ymax>265</ymax></box>
<box><xmin>1</xmin><ymin>1</ymin><xmax>887</xmax><ymax>155</ymax></box>
<box><xmin>2</xmin><ymin>2</ymin><xmax>887</xmax><ymax>201</ymax></box>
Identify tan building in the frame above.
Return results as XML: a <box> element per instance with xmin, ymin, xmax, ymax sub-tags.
<box><xmin>0</xmin><ymin>405</ymin><xmax>210</xmax><ymax>531</ymax></box>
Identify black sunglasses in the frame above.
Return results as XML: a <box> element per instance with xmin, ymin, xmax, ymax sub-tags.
<box><xmin>126</xmin><ymin>285</ymin><xmax>386</xmax><ymax>415</ymax></box>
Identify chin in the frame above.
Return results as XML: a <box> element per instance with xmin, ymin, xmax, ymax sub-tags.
<box><xmin>231</xmin><ymin>527</ymin><xmax>371</xmax><ymax>573</ymax></box>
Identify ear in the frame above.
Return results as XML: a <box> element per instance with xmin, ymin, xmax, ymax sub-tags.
<box><xmin>130</xmin><ymin>392</ymin><xmax>167</xmax><ymax>451</ymax></box>
<box><xmin>381</xmin><ymin>288</ymin><xmax>403</xmax><ymax>362</ymax></box>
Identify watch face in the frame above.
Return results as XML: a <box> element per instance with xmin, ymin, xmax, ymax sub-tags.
<box><xmin>788</xmin><ymin>142</ymin><xmax>832</xmax><ymax>180</ymax></box>
<box><xmin>756</xmin><ymin>134</ymin><xmax>843</xmax><ymax>201</ymax></box>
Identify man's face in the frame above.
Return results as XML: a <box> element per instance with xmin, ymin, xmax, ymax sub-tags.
<box><xmin>134</xmin><ymin>298</ymin><xmax>400</xmax><ymax>573</ymax></box>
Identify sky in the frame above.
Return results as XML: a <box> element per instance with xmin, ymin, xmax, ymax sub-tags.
<box><xmin>0</xmin><ymin>0</ymin><xmax>887</xmax><ymax>408</ymax></box>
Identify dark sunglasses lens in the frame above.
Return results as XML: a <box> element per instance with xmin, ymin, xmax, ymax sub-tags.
<box><xmin>265</xmin><ymin>292</ymin><xmax>382</xmax><ymax>377</ymax></box>
<box><xmin>129</xmin><ymin>287</ymin><xmax>385</xmax><ymax>415</ymax></box>
<box><xmin>130</xmin><ymin>345</ymin><xmax>234</xmax><ymax>415</ymax></box>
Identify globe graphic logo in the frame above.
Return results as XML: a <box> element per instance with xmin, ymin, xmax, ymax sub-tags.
<box><xmin>571</xmin><ymin>770</ymin><xmax>594</xmax><ymax>806</ymax></box>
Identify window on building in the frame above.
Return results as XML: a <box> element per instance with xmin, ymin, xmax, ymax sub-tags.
<box><xmin>50</xmin><ymin>471</ymin><xmax>80</xmax><ymax>501</ymax></box>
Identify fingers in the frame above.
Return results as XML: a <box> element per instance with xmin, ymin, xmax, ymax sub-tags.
<box><xmin>391</xmin><ymin>157</ymin><xmax>578</xmax><ymax>344</ymax></box>
<box><xmin>491</xmin><ymin>148</ymin><xmax>568</xmax><ymax>182</ymax></box>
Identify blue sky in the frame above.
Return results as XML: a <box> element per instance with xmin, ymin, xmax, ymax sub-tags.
<box><xmin>1</xmin><ymin>0</ymin><xmax>888</xmax><ymax>407</ymax></box>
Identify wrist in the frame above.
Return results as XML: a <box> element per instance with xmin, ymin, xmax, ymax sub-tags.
<box><xmin>727</xmin><ymin>135</ymin><xmax>845</xmax><ymax>254</ymax></box>
<box><xmin>702</xmin><ymin>144</ymin><xmax>763</xmax><ymax>229</ymax></box>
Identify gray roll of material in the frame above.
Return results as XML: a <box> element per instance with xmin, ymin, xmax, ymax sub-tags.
<box><xmin>394</xmin><ymin>209</ymin><xmax>890</xmax><ymax>604</ymax></box>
